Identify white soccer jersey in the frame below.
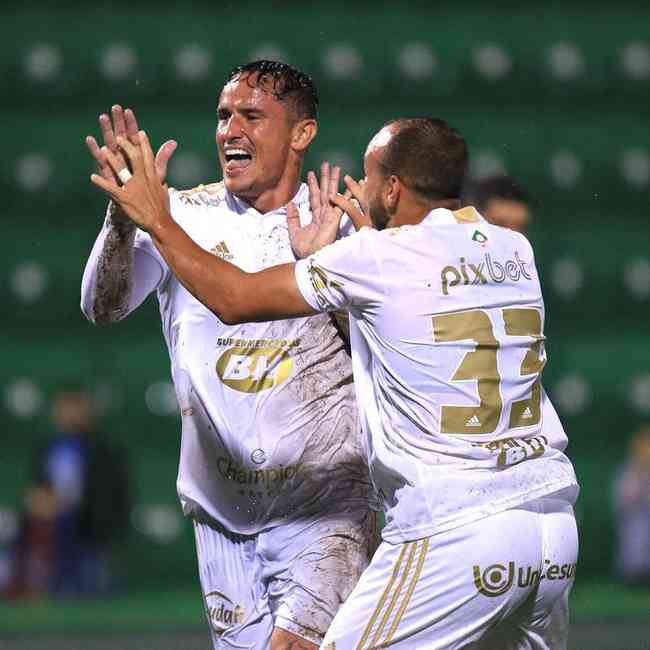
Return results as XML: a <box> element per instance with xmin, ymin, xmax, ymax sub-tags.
<box><xmin>295</xmin><ymin>206</ymin><xmax>579</xmax><ymax>544</ymax></box>
<box><xmin>82</xmin><ymin>183</ymin><xmax>371</xmax><ymax>535</ymax></box>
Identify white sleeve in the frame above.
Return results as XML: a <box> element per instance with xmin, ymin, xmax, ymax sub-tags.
<box><xmin>294</xmin><ymin>228</ymin><xmax>384</xmax><ymax>314</ymax></box>
<box><xmin>81</xmin><ymin>202</ymin><xmax>169</xmax><ymax>321</ymax></box>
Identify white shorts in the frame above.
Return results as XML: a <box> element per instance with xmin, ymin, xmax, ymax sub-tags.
<box><xmin>194</xmin><ymin>510</ymin><xmax>373</xmax><ymax>649</ymax></box>
<box><xmin>321</xmin><ymin>497</ymin><xmax>578</xmax><ymax>650</ymax></box>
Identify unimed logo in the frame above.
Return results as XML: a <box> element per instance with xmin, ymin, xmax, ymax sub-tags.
<box><xmin>474</xmin><ymin>560</ymin><xmax>577</xmax><ymax>597</ymax></box>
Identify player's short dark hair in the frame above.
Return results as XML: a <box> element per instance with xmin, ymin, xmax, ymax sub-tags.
<box><xmin>378</xmin><ymin>117</ymin><xmax>468</xmax><ymax>201</ymax></box>
<box><xmin>224</xmin><ymin>60</ymin><xmax>318</xmax><ymax>121</ymax></box>
<box><xmin>461</xmin><ymin>174</ymin><xmax>529</xmax><ymax>211</ymax></box>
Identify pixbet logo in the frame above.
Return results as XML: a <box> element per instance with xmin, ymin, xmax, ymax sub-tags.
<box><xmin>441</xmin><ymin>252</ymin><xmax>532</xmax><ymax>296</ymax></box>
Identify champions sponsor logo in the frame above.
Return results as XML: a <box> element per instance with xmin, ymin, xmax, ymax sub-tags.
<box><xmin>216</xmin><ymin>457</ymin><xmax>303</xmax><ymax>489</ymax></box>
<box><xmin>204</xmin><ymin>590</ymin><xmax>245</xmax><ymax>633</ymax></box>
<box><xmin>215</xmin><ymin>337</ymin><xmax>298</xmax><ymax>393</ymax></box>
<box><xmin>440</xmin><ymin>252</ymin><xmax>532</xmax><ymax>296</ymax></box>
<box><xmin>474</xmin><ymin>560</ymin><xmax>577</xmax><ymax>597</ymax></box>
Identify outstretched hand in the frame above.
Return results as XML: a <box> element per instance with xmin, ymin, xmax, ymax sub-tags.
<box><xmin>287</xmin><ymin>162</ymin><xmax>345</xmax><ymax>259</ymax></box>
<box><xmin>85</xmin><ymin>105</ymin><xmax>177</xmax><ymax>220</ymax></box>
<box><xmin>287</xmin><ymin>162</ymin><xmax>372</xmax><ymax>259</ymax></box>
<box><xmin>332</xmin><ymin>174</ymin><xmax>372</xmax><ymax>232</ymax></box>
<box><xmin>90</xmin><ymin>131</ymin><xmax>172</xmax><ymax>234</ymax></box>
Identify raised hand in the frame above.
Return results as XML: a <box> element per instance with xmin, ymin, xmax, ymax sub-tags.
<box><xmin>85</xmin><ymin>106</ymin><xmax>177</xmax><ymax>212</ymax></box>
<box><xmin>333</xmin><ymin>174</ymin><xmax>373</xmax><ymax>231</ymax></box>
<box><xmin>287</xmin><ymin>162</ymin><xmax>351</xmax><ymax>259</ymax></box>
<box><xmin>90</xmin><ymin>131</ymin><xmax>172</xmax><ymax>234</ymax></box>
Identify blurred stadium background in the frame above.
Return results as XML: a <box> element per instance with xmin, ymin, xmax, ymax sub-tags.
<box><xmin>1</xmin><ymin>1</ymin><xmax>649</xmax><ymax>648</ymax></box>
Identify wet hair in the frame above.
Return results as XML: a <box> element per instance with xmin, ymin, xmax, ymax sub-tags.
<box><xmin>462</xmin><ymin>174</ymin><xmax>529</xmax><ymax>212</ymax></box>
<box><xmin>377</xmin><ymin>117</ymin><xmax>469</xmax><ymax>201</ymax></box>
<box><xmin>224</xmin><ymin>60</ymin><xmax>318</xmax><ymax>121</ymax></box>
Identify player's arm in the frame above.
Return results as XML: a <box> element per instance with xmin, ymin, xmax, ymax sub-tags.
<box><xmin>151</xmin><ymin>219</ymin><xmax>314</xmax><ymax>323</ymax></box>
<box><xmin>90</xmin><ymin>131</ymin><xmax>316</xmax><ymax>324</ymax></box>
<box><xmin>81</xmin><ymin>106</ymin><xmax>177</xmax><ymax>324</ymax></box>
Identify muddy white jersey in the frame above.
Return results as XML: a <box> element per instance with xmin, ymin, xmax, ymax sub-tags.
<box><xmin>295</xmin><ymin>206</ymin><xmax>578</xmax><ymax>544</ymax></box>
<box><xmin>82</xmin><ymin>182</ymin><xmax>371</xmax><ymax>535</ymax></box>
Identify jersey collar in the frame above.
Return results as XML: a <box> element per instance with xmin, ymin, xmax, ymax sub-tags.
<box><xmin>423</xmin><ymin>206</ymin><xmax>485</xmax><ymax>226</ymax></box>
<box><xmin>225</xmin><ymin>183</ymin><xmax>309</xmax><ymax>219</ymax></box>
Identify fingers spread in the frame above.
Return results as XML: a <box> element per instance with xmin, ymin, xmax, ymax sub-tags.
<box><xmin>116</xmin><ymin>135</ymin><xmax>142</xmax><ymax>173</ymax></box>
<box><xmin>124</xmin><ymin>108</ymin><xmax>140</xmax><ymax>143</ymax></box>
<box><xmin>319</xmin><ymin>161</ymin><xmax>330</xmax><ymax>211</ymax></box>
<box><xmin>138</xmin><ymin>130</ymin><xmax>156</xmax><ymax>177</ymax></box>
<box><xmin>307</xmin><ymin>170</ymin><xmax>321</xmax><ymax>220</ymax></box>
<box><xmin>328</xmin><ymin>165</ymin><xmax>341</xmax><ymax>205</ymax></box>
<box><xmin>332</xmin><ymin>195</ymin><xmax>372</xmax><ymax>231</ymax></box>
<box><xmin>86</xmin><ymin>135</ymin><xmax>102</xmax><ymax>161</ymax></box>
<box><xmin>155</xmin><ymin>140</ymin><xmax>178</xmax><ymax>181</ymax></box>
<box><xmin>102</xmin><ymin>146</ymin><xmax>125</xmax><ymax>178</ymax></box>
<box><xmin>91</xmin><ymin>172</ymin><xmax>119</xmax><ymax>198</ymax></box>
<box><xmin>112</xmin><ymin>104</ymin><xmax>127</xmax><ymax>139</ymax></box>
<box><xmin>286</xmin><ymin>201</ymin><xmax>301</xmax><ymax>233</ymax></box>
<box><xmin>99</xmin><ymin>113</ymin><xmax>117</xmax><ymax>151</ymax></box>
<box><xmin>343</xmin><ymin>174</ymin><xmax>365</xmax><ymax>204</ymax></box>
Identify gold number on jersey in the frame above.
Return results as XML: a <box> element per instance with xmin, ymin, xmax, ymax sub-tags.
<box><xmin>432</xmin><ymin>311</ymin><xmax>502</xmax><ymax>435</ymax></box>
<box><xmin>503</xmin><ymin>308</ymin><xmax>545</xmax><ymax>428</ymax></box>
<box><xmin>432</xmin><ymin>308</ymin><xmax>545</xmax><ymax>435</ymax></box>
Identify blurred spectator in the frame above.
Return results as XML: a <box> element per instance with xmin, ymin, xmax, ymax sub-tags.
<box><xmin>6</xmin><ymin>483</ymin><xmax>58</xmax><ymax>599</ymax></box>
<box><xmin>462</xmin><ymin>174</ymin><xmax>531</xmax><ymax>234</ymax></box>
<box><xmin>614</xmin><ymin>425</ymin><xmax>650</xmax><ymax>585</ymax></box>
<box><xmin>9</xmin><ymin>388</ymin><xmax>131</xmax><ymax>598</ymax></box>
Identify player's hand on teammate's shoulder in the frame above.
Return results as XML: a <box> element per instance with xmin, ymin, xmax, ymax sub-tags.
<box><xmin>85</xmin><ymin>105</ymin><xmax>177</xmax><ymax>225</ymax></box>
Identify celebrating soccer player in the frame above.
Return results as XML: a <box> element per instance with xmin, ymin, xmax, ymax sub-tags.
<box><xmin>82</xmin><ymin>62</ymin><xmax>374</xmax><ymax>650</ymax></box>
<box><xmin>95</xmin><ymin>115</ymin><xmax>580</xmax><ymax>649</ymax></box>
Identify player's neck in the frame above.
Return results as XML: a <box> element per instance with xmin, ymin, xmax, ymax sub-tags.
<box><xmin>389</xmin><ymin>198</ymin><xmax>460</xmax><ymax>228</ymax></box>
<box><xmin>244</xmin><ymin>164</ymin><xmax>303</xmax><ymax>215</ymax></box>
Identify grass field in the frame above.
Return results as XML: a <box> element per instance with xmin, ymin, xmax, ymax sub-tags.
<box><xmin>1</xmin><ymin>579</ymin><xmax>648</xmax><ymax>649</ymax></box>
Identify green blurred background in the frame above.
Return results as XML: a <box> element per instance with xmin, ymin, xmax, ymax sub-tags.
<box><xmin>1</xmin><ymin>1</ymin><xmax>649</xmax><ymax>648</ymax></box>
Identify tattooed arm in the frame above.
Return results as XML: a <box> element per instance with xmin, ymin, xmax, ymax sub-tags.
<box><xmin>81</xmin><ymin>201</ymin><xmax>165</xmax><ymax>324</ymax></box>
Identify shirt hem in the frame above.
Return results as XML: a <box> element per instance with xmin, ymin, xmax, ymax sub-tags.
<box><xmin>381</xmin><ymin>477</ymin><xmax>579</xmax><ymax>545</ymax></box>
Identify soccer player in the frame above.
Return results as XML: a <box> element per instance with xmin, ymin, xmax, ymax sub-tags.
<box><xmin>94</xmin><ymin>117</ymin><xmax>580</xmax><ymax>649</ymax></box>
<box><xmin>81</xmin><ymin>61</ymin><xmax>374</xmax><ymax>650</ymax></box>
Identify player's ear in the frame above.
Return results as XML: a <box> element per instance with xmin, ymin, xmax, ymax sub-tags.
<box><xmin>385</xmin><ymin>175</ymin><xmax>401</xmax><ymax>210</ymax></box>
<box><xmin>291</xmin><ymin>118</ymin><xmax>318</xmax><ymax>153</ymax></box>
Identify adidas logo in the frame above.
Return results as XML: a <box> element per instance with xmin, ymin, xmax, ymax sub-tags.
<box><xmin>466</xmin><ymin>415</ymin><xmax>482</xmax><ymax>427</ymax></box>
<box><xmin>522</xmin><ymin>406</ymin><xmax>533</xmax><ymax>419</ymax></box>
<box><xmin>211</xmin><ymin>241</ymin><xmax>234</xmax><ymax>261</ymax></box>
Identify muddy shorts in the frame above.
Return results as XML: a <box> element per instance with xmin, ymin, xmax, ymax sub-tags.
<box><xmin>194</xmin><ymin>509</ymin><xmax>372</xmax><ymax>649</ymax></box>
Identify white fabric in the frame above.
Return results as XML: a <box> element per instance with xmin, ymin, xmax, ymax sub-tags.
<box><xmin>295</xmin><ymin>208</ymin><xmax>579</xmax><ymax>544</ymax></box>
<box><xmin>194</xmin><ymin>510</ymin><xmax>372</xmax><ymax>649</ymax></box>
<box><xmin>81</xmin><ymin>183</ymin><xmax>370</xmax><ymax>535</ymax></box>
<box><xmin>321</xmin><ymin>496</ymin><xmax>578</xmax><ymax>650</ymax></box>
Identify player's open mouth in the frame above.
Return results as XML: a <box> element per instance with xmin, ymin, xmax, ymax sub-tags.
<box><xmin>224</xmin><ymin>148</ymin><xmax>253</xmax><ymax>174</ymax></box>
